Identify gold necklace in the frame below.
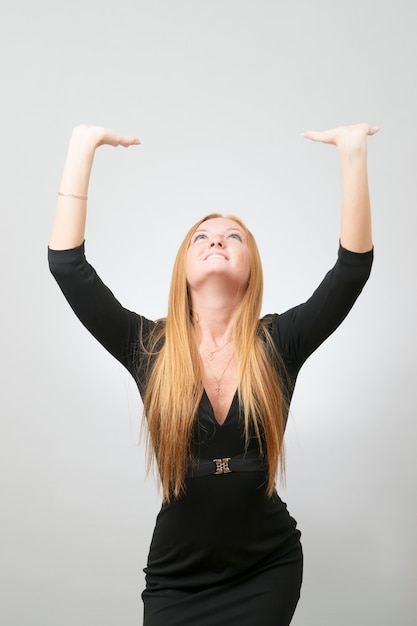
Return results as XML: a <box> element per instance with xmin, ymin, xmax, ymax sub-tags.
<box><xmin>211</xmin><ymin>353</ymin><xmax>235</xmax><ymax>394</ymax></box>
<box><xmin>201</xmin><ymin>339</ymin><xmax>233</xmax><ymax>361</ymax></box>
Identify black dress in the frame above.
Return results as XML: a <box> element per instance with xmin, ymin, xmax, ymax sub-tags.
<box><xmin>48</xmin><ymin>243</ymin><xmax>373</xmax><ymax>625</ymax></box>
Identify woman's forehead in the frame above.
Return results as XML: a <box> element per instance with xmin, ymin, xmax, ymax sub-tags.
<box><xmin>196</xmin><ymin>217</ymin><xmax>244</xmax><ymax>232</ymax></box>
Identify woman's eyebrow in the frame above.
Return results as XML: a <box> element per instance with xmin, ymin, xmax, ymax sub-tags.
<box><xmin>226</xmin><ymin>227</ymin><xmax>246</xmax><ymax>238</ymax></box>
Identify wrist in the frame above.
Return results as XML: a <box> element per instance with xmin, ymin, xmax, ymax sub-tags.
<box><xmin>70</xmin><ymin>125</ymin><xmax>102</xmax><ymax>152</ymax></box>
<box><xmin>337</xmin><ymin>129</ymin><xmax>368</xmax><ymax>159</ymax></box>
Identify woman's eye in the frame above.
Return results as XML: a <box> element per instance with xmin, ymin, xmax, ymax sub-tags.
<box><xmin>193</xmin><ymin>234</ymin><xmax>207</xmax><ymax>242</ymax></box>
<box><xmin>229</xmin><ymin>233</ymin><xmax>243</xmax><ymax>241</ymax></box>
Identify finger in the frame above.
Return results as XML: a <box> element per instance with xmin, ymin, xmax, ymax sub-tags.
<box><xmin>301</xmin><ymin>129</ymin><xmax>335</xmax><ymax>144</ymax></box>
<box><xmin>368</xmin><ymin>126</ymin><xmax>380</xmax><ymax>136</ymax></box>
<box><xmin>301</xmin><ymin>130</ymin><xmax>320</xmax><ymax>141</ymax></box>
<box><xmin>111</xmin><ymin>133</ymin><xmax>141</xmax><ymax>148</ymax></box>
<box><xmin>119</xmin><ymin>136</ymin><xmax>141</xmax><ymax>147</ymax></box>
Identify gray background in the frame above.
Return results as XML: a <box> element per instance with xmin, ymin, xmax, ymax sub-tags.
<box><xmin>1</xmin><ymin>1</ymin><xmax>416</xmax><ymax>624</ymax></box>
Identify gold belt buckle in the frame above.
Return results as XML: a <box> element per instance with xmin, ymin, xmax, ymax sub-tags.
<box><xmin>213</xmin><ymin>458</ymin><xmax>232</xmax><ymax>474</ymax></box>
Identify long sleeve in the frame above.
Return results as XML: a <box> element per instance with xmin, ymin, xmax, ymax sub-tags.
<box><xmin>269</xmin><ymin>244</ymin><xmax>373</xmax><ymax>387</ymax></box>
<box><xmin>48</xmin><ymin>242</ymin><xmax>155</xmax><ymax>384</ymax></box>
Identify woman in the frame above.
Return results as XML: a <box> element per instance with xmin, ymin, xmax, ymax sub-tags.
<box><xmin>49</xmin><ymin>123</ymin><xmax>377</xmax><ymax>625</ymax></box>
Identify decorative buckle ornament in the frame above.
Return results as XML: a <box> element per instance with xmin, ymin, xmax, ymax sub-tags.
<box><xmin>213</xmin><ymin>458</ymin><xmax>232</xmax><ymax>474</ymax></box>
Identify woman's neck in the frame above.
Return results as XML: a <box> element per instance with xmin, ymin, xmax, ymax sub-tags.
<box><xmin>193</xmin><ymin>308</ymin><xmax>236</xmax><ymax>346</ymax></box>
<box><xmin>191</xmin><ymin>295</ymin><xmax>239</xmax><ymax>348</ymax></box>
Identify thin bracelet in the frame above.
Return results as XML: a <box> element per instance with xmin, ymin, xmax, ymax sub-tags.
<box><xmin>58</xmin><ymin>191</ymin><xmax>88</xmax><ymax>200</ymax></box>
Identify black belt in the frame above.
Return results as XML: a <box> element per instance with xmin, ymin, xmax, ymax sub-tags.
<box><xmin>186</xmin><ymin>452</ymin><xmax>266</xmax><ymax>478</ymax></box>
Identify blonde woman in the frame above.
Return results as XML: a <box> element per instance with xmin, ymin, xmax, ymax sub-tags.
<box><xmin>49</xmin><ymin>123</ymin><xmax>377</xmax><ymax>625</ymax></box>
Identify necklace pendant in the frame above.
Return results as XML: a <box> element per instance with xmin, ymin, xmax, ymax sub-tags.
<box><xmin>215</xmin><ymin>384</ymin><xmax>221</xmax><ymax>394</ymax></box>
<box><xmin>207</xmin><ymin>352</ymin><xmax>214</xmax><ymax>361</ymax></box>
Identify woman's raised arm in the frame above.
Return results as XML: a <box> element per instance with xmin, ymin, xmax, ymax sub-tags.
<box><xmin>302</xmin><ymin>123</ymin><xmax>379</xmax><ymax>253</ymax></box>
<box><xmin>49</xmin><ymin>125</ymin><xmax>140</xmax><ymax>250</ymax></box>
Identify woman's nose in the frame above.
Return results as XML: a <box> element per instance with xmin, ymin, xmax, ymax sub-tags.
<box><xmin>210</xmin><ymin>237</ymin><xmax>223</xmax><ymax>247</ymax></box>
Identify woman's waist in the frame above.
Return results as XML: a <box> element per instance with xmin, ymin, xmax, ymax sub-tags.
<box><xmin>157</xmin><ymin>476</ymin><xmax>295</xmax><ymax>536</ymax></box>
<box><xmin>186</xmin><ymin>448</ymin><xmax>266</xmax><ymax>478</ymax></box>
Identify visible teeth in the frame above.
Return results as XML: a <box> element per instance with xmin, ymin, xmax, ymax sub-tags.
<box><xmin>207</xmin><ymin>254</ymin><xmax>226</xmax><ymax>259</ymax></box>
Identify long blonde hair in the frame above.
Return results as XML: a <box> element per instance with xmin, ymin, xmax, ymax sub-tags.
<box><xmin>143</xmin><ymin>214</ymin><xmax>286</xmax><ymax>501</ymax></box>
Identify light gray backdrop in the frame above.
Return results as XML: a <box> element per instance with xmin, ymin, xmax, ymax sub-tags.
<box><xmin>1</xmin><ymin>1</ymin><xmax>415</xmax><ymax>624</ymax></box>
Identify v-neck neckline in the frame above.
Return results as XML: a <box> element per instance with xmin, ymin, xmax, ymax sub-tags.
<box><xmin>202</xmin><ymin>388</ymin><xmax>238</xmax><ymax>427</ymax></box>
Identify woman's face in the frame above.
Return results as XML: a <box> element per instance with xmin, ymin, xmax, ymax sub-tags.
<box><xmin>185</xmin><ymin>217</ymin><xmax>251</xmax><ymax>294</ymax></box>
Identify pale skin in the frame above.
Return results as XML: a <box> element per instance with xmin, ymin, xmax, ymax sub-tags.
<box><xmin>50</xmin><ymin>123</ymin><xmax>378</xmax><ymax>424</ymax></box>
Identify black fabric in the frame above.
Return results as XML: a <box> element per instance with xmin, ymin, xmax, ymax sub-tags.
<box><xmin>186</xmin><ymin>448</ymin><xmax>266</xmax><ymax>477</ymax></box>
<box><xmin>48</xmin><ymin>242</ymin><xmax>373</xmax><ymax>625</ymax></box>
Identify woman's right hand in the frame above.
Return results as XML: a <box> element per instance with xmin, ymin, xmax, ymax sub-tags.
<box><xmin>71</xmin><ymin>124</ymin><xmax>141</xmax><ymax>149</ymax></box>
<box><xmin>49</xmin><ymin>125</ymin><xmax>140</xmax><ymax>250</ymax></box>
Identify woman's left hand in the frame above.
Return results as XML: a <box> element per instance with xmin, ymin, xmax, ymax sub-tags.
<box><xmin>302</xmin><ymin>123</ymin><xmax>379</xmax><ymax>252</ymax></box>
<box><xmin>302</xmin><ymin>124</ymin><xmax>379</xmax><ymax>153</ymax></box>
